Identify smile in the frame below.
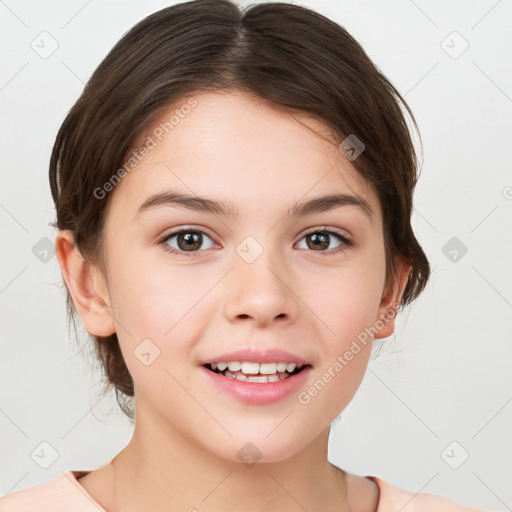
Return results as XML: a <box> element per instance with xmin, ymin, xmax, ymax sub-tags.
<box><xmin>201</xmin><ymin>362</ymin><xmax>312</xmax><ymax>405</ymax></box>
<box><xmin>204</xmin><ymin>361</ymin><xmax>307</xmax><ymax>383</ymax></box>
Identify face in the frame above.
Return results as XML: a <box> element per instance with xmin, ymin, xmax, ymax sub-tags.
<box><xmin>82</xmin><ymin>91</ymin><xmax>403</xmax><ymax>463</ymax></box>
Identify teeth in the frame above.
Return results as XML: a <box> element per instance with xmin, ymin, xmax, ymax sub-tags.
<box><xmin>247</xmin><ymin>375</ymin><xmax>275</xmax><ymax>383</ymax></box>
<box><xmin>224</xmin><ymin>370</ymin><xmax>287</xmax><ymax>383</ymax></box>
<box><xmin>241</xmin><ymin>362</ymin><xmax>260</xmax><ymax>374</ymax></box>
<box><xmin>259</xmin><ymin>363</ymin><xmax>276</xmax><ymax>375</ymax></box>
<box><xmin>210</xmin><ymin>361</ymin><xmax>304</xmax><ymax>375</ymax></box>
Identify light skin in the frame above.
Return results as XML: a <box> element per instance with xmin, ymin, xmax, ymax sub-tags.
<box><xmin>56</xmin><ymin>90</ymin><xmax>410</xmax><ymax>512</ymax></box>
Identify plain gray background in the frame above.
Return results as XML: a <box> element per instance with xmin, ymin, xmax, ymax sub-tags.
<box><xmin>1</xmin><ymin>1</ymin><xmax>511</xmax><ymax>511</ymax></box>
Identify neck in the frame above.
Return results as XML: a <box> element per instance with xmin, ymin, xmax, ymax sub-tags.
<box><xmin>110</xmin><ymin>411</ymin><xmax>349</xmax><ymax>512</ymax></box>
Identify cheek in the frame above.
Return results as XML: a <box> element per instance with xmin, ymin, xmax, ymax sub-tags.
<box><xmin>302</xmin><ymin>286</ymin><xmax>377</xmax><ymax>424</ymax></box>
<box><xmin>310</xmin><ymin>252</ymin><xmax>386</xmax><ymax>341</ymax></box>
<box><xmin>301</xmin><ymin>252</ymin><xmax>385</xmax><ymax>411</ymax></box>
<box><xmin>106</xmin><ymin>245</ymin><xmax>208</xmax><ymax>336</ymax></box>
<box><xmin>105</xmin><ymin>252</ymin><xmax>219</xmax><ymax>378</ymax></box>
<box><xmin>108</xmin><ymin>266</ymin><xmax>205</xmax><ymax>406</ymax></box>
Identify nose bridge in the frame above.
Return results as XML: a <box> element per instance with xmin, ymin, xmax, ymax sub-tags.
<box><xmin>223</xmin><ymin>234</ymin><xmax>297</xmax><ymax>326</ymax></box>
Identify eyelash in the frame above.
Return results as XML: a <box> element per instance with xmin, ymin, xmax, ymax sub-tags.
<box><xmin>157</xmin><ymin>226</ymin><xmax>353</xmax><ymax>258</ymax></box>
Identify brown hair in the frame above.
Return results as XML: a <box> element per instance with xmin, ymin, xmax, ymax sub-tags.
<box><xmin>49</xmin><ymin>0</ymin><xmax>430</xmax><ymax>420</ymax></box>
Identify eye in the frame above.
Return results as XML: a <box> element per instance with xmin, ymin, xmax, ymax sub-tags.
<box><xmin>158</xmin><ymin>226</ymin><xmax>352</xmax><ymax>258</ymax></box>
<box><xmin>158</xmin><ymin>228</ymin><xmax>215</xmax><ymax>256</ymax></box>
<box><xmin>296</xmin><ymin>227</ymin><xmax>352</xmax><ymax>254</ymax></box>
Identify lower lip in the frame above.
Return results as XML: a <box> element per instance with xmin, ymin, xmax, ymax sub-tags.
<box><xmin>200</xmin><ymin>365</ymin><xmax>312</xmax><ymax>405</ymax></box>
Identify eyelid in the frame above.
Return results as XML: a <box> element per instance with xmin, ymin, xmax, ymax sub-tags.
<box><xmin>157</xmin><ymin>226</ymin><xmax>218</xmax><ymax>255</ymax></box>
<box><xmin>300</xmin><ymin>225</ymin><xmax>350</xmax><ymax>239</ymax></box>
<box><xmin>159</xmin><ymin>225</ymin><xmax>216</xmax><ymax>241</ymax></box>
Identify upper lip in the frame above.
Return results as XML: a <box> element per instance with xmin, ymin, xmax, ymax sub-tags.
<box><xmin>199</xmin><ymin>347</ymin><xmax>311</xmax><ymax>366</ymax></box>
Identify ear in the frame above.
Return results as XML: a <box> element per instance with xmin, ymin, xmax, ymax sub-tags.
<box><xmin>373</xmin><ymin>257</ymin><xmax>411</xmax><ymax>339</ymax></box>
<box><xmin>55</xmin><ymin>230</ymin><xmax>116</xmax><ymax>337</ymax></box>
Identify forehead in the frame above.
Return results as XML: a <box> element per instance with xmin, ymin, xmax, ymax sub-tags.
<box><xmin>108</xmin><ymin>90</ymin><xmax>379</xmax><ymax>219</ymax></box>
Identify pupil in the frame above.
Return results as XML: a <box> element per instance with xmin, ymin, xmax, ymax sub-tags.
<box><xmin>179</xmin><ymin>232</ymin><xmax>201</xmax><ymax>251</ymax></box>
<box><xmin>309</xmin><ymin>233</ymin><xmax>328</xmax><ymax>250</ymax></box>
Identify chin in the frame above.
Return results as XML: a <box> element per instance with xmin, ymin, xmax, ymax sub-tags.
<box><xmin>207</xmin><ymin>433</ymin><xmax>311</xmax><ymax>466</ymax></box>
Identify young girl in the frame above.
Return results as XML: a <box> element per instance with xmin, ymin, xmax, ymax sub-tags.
<box><xmin>0</xmin><ymin>1</ymin><xmax>484</xmax><ymax>510</ymax></box>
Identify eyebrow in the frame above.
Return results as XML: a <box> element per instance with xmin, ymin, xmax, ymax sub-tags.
<box><xmin>136</xmin><ymin>190</ymin><xmax>373</xmax><ymax>220</ymax></box>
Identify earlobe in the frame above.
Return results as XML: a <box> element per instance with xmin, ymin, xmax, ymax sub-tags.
<box><xmin>374</xmin><ymin>258</ymin><xmax>411</xmax><ymax>339</ymax></box>
<box><xmin>55</xmin><ymin>230</ymin><xmax>116</xmax><ymax>337</ymax></box>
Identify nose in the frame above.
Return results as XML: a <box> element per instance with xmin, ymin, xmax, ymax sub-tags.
<box><xmin>223</xmin><ymin>248</ymin><xmax>299</xmax><ymax>328</ymax></box>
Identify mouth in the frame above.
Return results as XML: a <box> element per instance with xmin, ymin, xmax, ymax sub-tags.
<box><xmin>203</xmin><ymin>361</ymin><xmax>311</xmax><ymax>383</ymax></box>
<box><xmin>200</xmin><ymin>358</ymin><xmax>314</xmax><ymax>404</ymax></box>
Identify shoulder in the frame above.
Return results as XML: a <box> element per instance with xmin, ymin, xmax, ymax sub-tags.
<box><xmin>367</xmin><ymin>476</ymin><xmax>484</xmax><ymax>512</ymax></box>
<box><xmin>0</xmin><ymin>471</ymin><xmax>106</xmax><ymax>512</ymax></box>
